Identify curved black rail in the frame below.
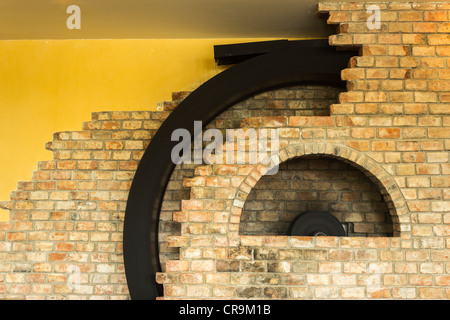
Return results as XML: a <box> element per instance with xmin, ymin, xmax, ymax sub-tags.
<box><xmin>123</xmin><ymin>39</ymin><xmax>355</xmax><ymax>300</ymax></box>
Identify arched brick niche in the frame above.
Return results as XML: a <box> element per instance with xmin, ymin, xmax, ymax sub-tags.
<box><xmin>232</xmin><ymin>142</ymin><xmax>408</xmax><ymax>241</ymax></box>
<box><xmin>240</xmin><ymin>155</ymin><xmax>394</xmax><ymax>237</ymax></box>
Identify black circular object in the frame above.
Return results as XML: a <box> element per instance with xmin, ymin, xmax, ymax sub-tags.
<box><xmin>289</xmin><ymin>211</ymin><xmax>346</xmax><ymax>236</ymax></box>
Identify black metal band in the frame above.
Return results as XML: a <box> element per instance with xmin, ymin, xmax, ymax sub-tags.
<box><xmin>123</xmin><ymin>39</ymin><xmax>355</xmax><ymax>300</ymax></box>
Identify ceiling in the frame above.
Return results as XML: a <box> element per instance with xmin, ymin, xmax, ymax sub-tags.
<box><xmin>0</xmin><ymin>0</ymin><xmax>338</xmax><ymax>40</ymax></box>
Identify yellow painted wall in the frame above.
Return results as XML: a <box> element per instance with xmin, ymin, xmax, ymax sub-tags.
<box><xmin>0</xmin><ymin>38</ymin><xmax>281</xmax><ymax>221</ymax></box>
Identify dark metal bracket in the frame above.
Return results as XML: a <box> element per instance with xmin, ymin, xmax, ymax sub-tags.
<box><xmin>214</xmin><ymin>39</ymin><xmax>335</xmax><ymax>65</ymax></box>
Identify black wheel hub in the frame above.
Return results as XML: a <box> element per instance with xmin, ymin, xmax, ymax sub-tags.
<box><xmin>288</xmin><ymin>211</ymin><xmax>346</xmax><ymax>237</ymax></box>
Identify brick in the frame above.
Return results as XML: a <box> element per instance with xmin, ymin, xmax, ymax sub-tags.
<box><xmin>346</xmin><ymin>141</ymin><xmax>370</xmax><ymax>151</ymax></box>
<box><xmin>343</xmin><ymin>116</ymin><xmax>367</xmax><ymax>126</ymax></box>
<box><xmin>354</xmin><ymin>80</ymin><xmax>380</xmax><ymax>91</ymax></box>
<box><xmin>355</xmin><ymin>104</ymin><xmax>377</xmax><ymax>114</ymax></box>
<box><xmin>377</xmin><ymin>10</ymin><xmax>396</xmax><ymax>23</ymax></box>
<box><xmin>398</xmin><ymin>11</ymin><xmax>423</xmax><ymax>22</ymax></box>
<box><xmin>289</xmin><ymin>116</ymin><xmax>310</xmax><ymax>126</ymax></box>
<box><xmin>351</xmin><ymin>128</ymin><xmax>375</xmax><ymax>139</ymax></box>
<box><xmin>375</xmin><ymin>57</ymin><xmax>399</xmax><ymax>68</ymax></box>
<box><xmin>352</xmin><ymin>33</ymin><xmax>377</xmax><ymax>45</ymax></box>
<box><xmin>404</xmin><ymin>103</ymin><xmax>427</xmax><ymax>114</ymax></box>
<box><xmin>362</xmin><ymin>45</ymin><xmax>387</xmax><ymax>56</ymax></box>
<box><xmin>164</xmin><ymin>285</ymin><xmax>185</xmax><ymax>297</ymax></box>
<box><xmin>394</xmin><ymin>262</ymin><xmax>417</xmax><ymax>274</ymax></box>
<box><xmin>431</xmin><ymin>177</ymin><xmax>450</xmax><ymax>188</ymax></box>
<box><xmin>240</xmin><ymin>236</ymin><xmax>263</xmax><ymax>247</ymax></box>
<box><xmin>437</xmin><ymin>88</ymin><xmax>450</xmax><ymax>100</ymax></box>
<box><xmin>301</xmin><ymin>128</ymin><xmax>326</xmax><ymax>139</ymax></box>
<box><xmin>424</xmin><ymin>11</ymin><xmax>448</xmax><ymax>22</ymax></box>
<box><xmin>393</xmin><ymin>116</ymin><xmax>416</xmax><ymax>126</ymax></box>
<box><xmin>317</xmin><ymin>3</ymin><xmax>339</xmax><ymax>11</ymax></box>
<box><xmin>390</xmin><ymin>68</ymin><xmax>411</xmax><ymax>79</ymax></box>
<box><xmin>436</xmin><ymin>46</ymin><xmax>450</xmax><ymax>57</ymax></box>
<box><xmin>389</xmin><ymin>3</ymin><xmax>411</xmax><ymax>10</ymax></box>
<box><xmin>352</xmin><ymin>56</ymin><xmax>373</xmax><ymax>68</ymax></box>
<box><xmin>419</xmin><ymin>116</ymin><xmax>441</xmax><ymax>127</ymax></box>
<box><xmin>413</xmin><ymin>3</ymin><xmax>437</xmax><ymax>10</ymax></box>
<box><xmin>314</xmin><ymin>287</ymin><xmax>340</xmax><ymax>299</ymax></box>
<box><xmin>311</xmin><ymin>117</ymin><xmax>335</xmax><ymax>127</ymax></box>
<box><xmin>380</xmin><ymin>103</ymin><xmax>404</xmax><ymax>114</ymax></box>
<box><xmin>439</xmin><ymin>70</ymin><xmax>450</xmax><ymax>80</ymax></box>
<box><xmin>263</xmin><ymin>116</ymin><xmax>286</xmax><ymax>127</ymax></box>
<box><xmin>214</xmin><ymin>165</ymin><xmax>238</xmax><ymax>175</ymax></box>
<box><xmin>437</xmin><ymin>3</ymin><xmax>450</xmax><ymax>10</ymax></box>
<box><xmin>319</xmin><ymin>262</ymin><xmax>342</xmax><ymax>273</ymax></box>
<box><xmin>397</xmin><ymin>164</ymin><xmax>416</xmax><ymax>176</ymax></box>
<box><xmin>429</xmin><ymin>81</ymin><xmax>450</xmax><ymax>92</ymax></box>
<box><xmin>428</xmin><ymin>152</ymin><xmax>449</xmax><ymax>163</ymax></box>
<box><xmin>341</xmin><ymin>68</ymin><xmax>365</xmax><ymax>80</ymax></box>
<box><xmin>327</xmin><ymin>12</ymin><xmax>351</xmax><ymax>24</ymax></box>
<box><xmin>366</xmin><ymin>69</ymin><xmax>389</xmax><ymax>79</ymax></box>
<box><xmin>432</xmin><ymin>202</ymin><xmax>450</xmax><ymax>212</ymax></box>
<box><xmin>393</xmin><ymin>287</ymin><xmax>416</xmax><ymax>299</ymax></box>
<box><xmin>415</xmin><ymin>92</ymin><xmax>438</xmax><ymax>103</ymax></box>
<box><xmin>428</xmin><ymin>35</ymin><xmax>450</xmax><ymax>46</ymax></box>
<box><xmin>236</xmin><ymin>286</ymin><xmax>262</xmax><ymax>299</ymax></box>
<box><xmin>213</xmin><ymin>286</ymin><xmax>236</xmax><ymax>297</ymax></box>
<box><xmin>378</xmin><ymin>128</ymin><xmax>400</xmax><ymax>139</ymax></box>
<box><xmin>378</xmin><ymin>34</ymin><xmax>402</xmax><ymax>44</ymax></box>
<box><xmin>329</xmin><ymin>104</ymin><xmax>353</xmax><ymax>115</ymax></box>
<box><xmin>390</xmin><ymin>92</ymin><xmax>413</xmax><ymax>103</ymax></box>
<box><xmin>419</xmin><ymin>288</ymin><xmax>444</xmax><ymax>299</ymax></box>
<box><xmin>389</xmin><ymin>22</ymin><xmax>412</xmax><ymax>33</ymax></box>
<box><xmin>205</xmin><ymin>273</ymin><xmax>229</xmax><ymax>284</ymax></box>
<box><xmin>166</xmin><ymin>260</ymin><xmax>189</xmax><ymax>272</ymax></box>
<box><xmin>412</xmin><ymin>46</ymin><xmax>435</xmax><ymax>56</ymax></box>
<box><xmin>329</xmin><ymin>34</ymin><xmax>354</xmax><ymax>46</ymax></box>
<box><xmin>279</xmin><ymin>128</ymin><xmax>300</xmax><ymax>138</ymax></box>
<box><xmin>306</xmin><ymin>274</ymin><xmax>330</xmax><ymax>286</ymax></box>
<box><xmin>422</xmin><ymin>57</ymin><xmax>447</xmax><ymax>68</ymax></box>
<box><xmin>265</xmin><ymin>236</ymin><xmax>288</xmax><ymax>247</ymax></box>
<box><xmin>180</xmin><ymin>273</ymin><xmax>203</xmax><ymax>284</ymax></box>
<box><xmin>413</xmin><ymin>22</ymin><xmax>437</xmax><ymax>33</ymax></box>
<box><xmin>7</xmin><ymin>232</ymin><xmax>27</xmax><ymax>242</ymax></box>
<box><xmin>381</xmin><ymin>80</ymin><xmax>403</xmax><ymax>91</ymax></box>
<box><xmin>373</xmin><ymin>141</ymin><xmax>396</xmax><ymax>151</ymax></box>
<box><xmin>436</xmin><ymin>276</ymin><xmax>450</xmax><ymax>286</ymax></box>
<box><xmin>402</xmin><ymin>128</ymin><xmax>426</xmax><ymax>139</ymax></box>
<box><xmin>429</xmin><ymin>128</ymin><xmax>450</xmax><ymax>138</ymax></box>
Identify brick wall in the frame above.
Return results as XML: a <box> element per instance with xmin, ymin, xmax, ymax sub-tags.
<box><xmin>0</xmin><ymin>84</ymin><xmax>341</xmax><ymax>299</ymax></box>
<box><xmin>240</xmin><ymin>156</ymin><xmax>393</xmax><ymax>237</ymax></box>
<box><xmin>0</xmin><ymin>101</ymin><xmax>192</xmax><ymax>299</ymax></box>
<box><xmin>156</xmin><ymin>2</ymin><xmax>450</xmax><ymax>299</ymax></box>
<box><xmin>0</xmin><ymin>108</ymin><xmax>166</xmax><ymax>299</ymax></box>
<box><xmin>1</xmin><ymin>1</ymin><xmax>450</xmax><ymax>300</ymax></box>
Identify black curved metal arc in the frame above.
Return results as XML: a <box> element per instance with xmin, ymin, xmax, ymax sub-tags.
<box><xmin>123</xmin><ymin>40</ymin><xmax>355</xmax><ymax>300</ymax></box>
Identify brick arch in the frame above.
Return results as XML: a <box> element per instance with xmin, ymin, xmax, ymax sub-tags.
<box><xmin>230</xmin><ymin>142</ymin><xmax>409</xmax><ymax>242</ymax></box>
